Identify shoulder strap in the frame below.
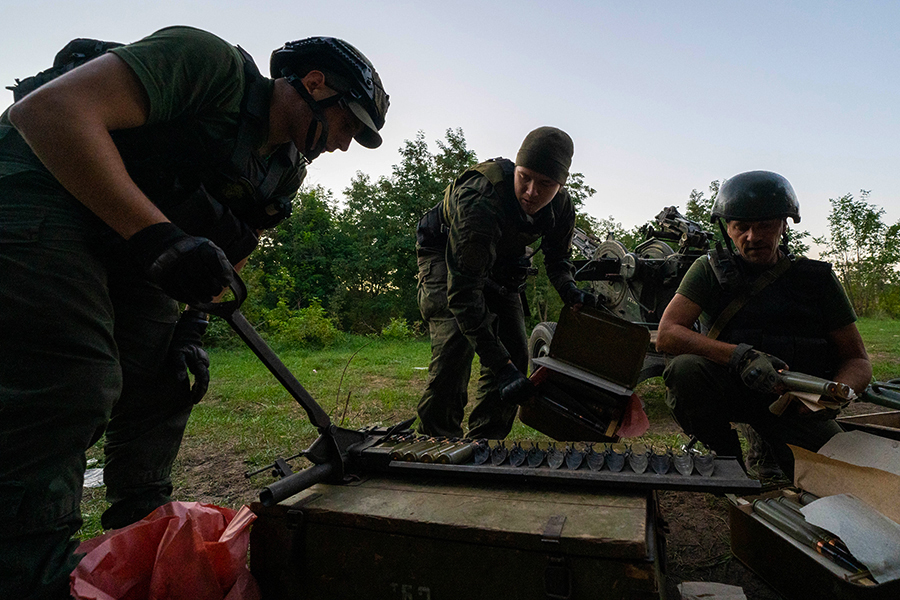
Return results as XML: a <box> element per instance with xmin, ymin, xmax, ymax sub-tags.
<box><xmin>707</xmin><ymin>254</ymin><xmax>794</xmax><ymax>341</ymax></box>
<box><xmin>471</xmin><ymin>158</ymin><xmax>515</xmax><ymax>200</ymax></box>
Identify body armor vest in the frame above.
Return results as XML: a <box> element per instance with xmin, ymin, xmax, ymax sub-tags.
<box><xmin>717</xmin><ymin>258</ymin><xmax>838</xmax><ymax>378</ymax></box>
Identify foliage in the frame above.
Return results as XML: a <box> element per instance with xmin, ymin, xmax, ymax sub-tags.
<box><xmin>250</xmin><ymin>186</ymin><xmax>341</xmax><ymax>313</ymax></box>
<box><xmin>813</xmin><ymin>190</ymin><xmax>900</xmax><ymax>317</ymax></box>
<box><xmin>332</xmin><ymin>128</ymin><xmax>478</xmax><ymax>332</ymax></box>
<box><xmin>267</xmin><ymin>300</ymin><xmax>343</xmax><ymax>347</ymax></box>
<box><xmin>380</xmin><ymin>317</ymin><xmax>417</xmax><ymax>340</ymax></box>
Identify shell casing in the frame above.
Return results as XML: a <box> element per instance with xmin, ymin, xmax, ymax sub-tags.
<box><xmin>366</xmin><ymin>434</ymin><xmax>417</xmax><ymax>455</ymax></box>
<box><xmin>389</xmin><ymin>437</ymin><xmax>437</xmax><ymax>460</ymax></box>
<box><xmin>436</xmin><ymin>442</ymin><xmax>477</xmax><ymax>464</ymax></box>
<box><xmin>403</xmin><ymin>439</ymin><xmax>449</xmax><ymax>462</ymax></box>
<box><xmin>423</xmin><ymin>439</ymin><xmax>466</xmax><ymax>463</ymax></box>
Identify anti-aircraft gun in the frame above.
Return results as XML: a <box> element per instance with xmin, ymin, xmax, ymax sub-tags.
<box><xmin>529</xmin><ymin>206</ymin><xmax>715</xmax><ymax>382</ymax></box>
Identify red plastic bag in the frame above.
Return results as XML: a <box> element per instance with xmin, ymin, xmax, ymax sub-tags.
<box><xmin>70</xmin><ymin>501</ymin><xmax>260</xmax><ymax>600</ymax></box>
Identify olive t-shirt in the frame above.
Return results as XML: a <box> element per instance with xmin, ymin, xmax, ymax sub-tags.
<box><xmin>677</xmin><ymin>254</ymin><xmax>857</xmax><ymax>334</ymax></box>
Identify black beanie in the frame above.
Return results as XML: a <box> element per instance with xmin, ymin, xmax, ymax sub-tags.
<box><xmin>515</xmin><ymin>127</ymin><xmax>574</xmax><ymax>185</ymax></box>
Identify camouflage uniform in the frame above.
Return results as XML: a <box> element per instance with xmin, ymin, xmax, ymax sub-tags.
<box><xmin>416</xmin><ymin>158</ymin><xmax>575</xmax><ymax>439</ymax></box>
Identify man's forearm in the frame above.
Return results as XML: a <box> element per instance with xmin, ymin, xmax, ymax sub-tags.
<box><xmin>656</xmin><ymin>324</ymin><xmax>736</xmax><ymax>365</ymax></box>
<box><xmin>832</xmin><ymin>358</ymin><xmax>874</xmax><ymax>396</ymax></box>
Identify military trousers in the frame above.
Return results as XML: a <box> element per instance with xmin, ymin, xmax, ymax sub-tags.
<box><xmin>0</xmin><ymin>174</ymin><xmax>194</xmax><ymax>599</ymax></box>
<box><xmin>663</xmin><ymin>353</ymin><xmax>842</xmax><ymax>479</ymax></box>
<box><xmin>415</xmin><ymin>249</ymin><xmax>528</xmax><ymax>440</ymax></box>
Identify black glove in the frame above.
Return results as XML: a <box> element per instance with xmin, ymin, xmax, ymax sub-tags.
<box><xmin>559</xmin><ymin>281</ymin><xmax>598</xmax><ymax>308</ymax></box>
<box><xmin>496</xmin><ymin>362</ymin><xmax>536</xmax><ymax>406</ymax></box>
<box><xmin>168</xmin><ymin>309</ymin><xmax>210</xmax><ymax>404</ymax></box>
<box><xmin>729</xmin><ymin>343</ymin><xmax>788</xmax><ymax>394</ymax></box>
<box><xmin>127</xmin><ymin>222</ymin><xmax>233</xmax><ymax>305</ymax></box>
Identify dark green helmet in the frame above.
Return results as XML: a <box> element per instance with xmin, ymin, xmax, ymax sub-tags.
<box><xmin>711</xmin><ymin>170</ymin><xmax>800</xmax><ymax>224</ymax></box>
<box><xmin>271</xmin><ymin>37</ymin><xmax>389</xmax><ymax>150</ymax></box>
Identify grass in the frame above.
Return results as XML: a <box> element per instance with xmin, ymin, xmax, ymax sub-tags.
<box><xmin>76</xmin><ymin>316</ymin><xmax>900</xmax><ymax>541</ymax></box>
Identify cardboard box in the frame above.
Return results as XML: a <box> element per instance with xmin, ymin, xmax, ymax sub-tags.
<box><xmin>729</xmin><ymin>489</ymin><xmax>900</xmax><ymax>600</ymax></box>
<box><xmin>250</xmin><ymin>474</ymin><xmax>665</xmax><ymax>600</ymax></box>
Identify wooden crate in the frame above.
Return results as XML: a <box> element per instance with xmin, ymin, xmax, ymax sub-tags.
<box><xmin>251</xmin><ymin>474</ymin><xmax>665</xmax><ymax>600</ymax></box>
<box><xmin>729</xmin><ymin>490</ymin><xmax>900</xmax><ymax>600</ymax></box>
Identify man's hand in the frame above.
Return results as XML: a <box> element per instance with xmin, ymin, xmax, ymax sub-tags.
<box><xmin>496</xmin><ymin>362</ymin><xmax>537</xmax><ymax>406</ymax></box>
<box><xmin>730</xmin><ymin>343</ymin><xmax>788</xmax><ymax>394</ymax></box>
<box><xmin>168</xmin><ymin>309</ymin><xmax>210</xmax><ymax>404</ymax></box>
<box><xmin>560</xmin><ymin>281</ymin><xmax>598</xmax><ymax>308</ymax></box>
<box><xmin>127</xmin><ymin>222</ymin><xmax>233</xmax><ymax>305</ymax></box>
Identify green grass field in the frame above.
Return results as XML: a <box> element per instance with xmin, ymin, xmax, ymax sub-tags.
<box><xmin>77</xmin><ymin>316</ymin><xmax>900</xmax><ymax>540</ymax></box>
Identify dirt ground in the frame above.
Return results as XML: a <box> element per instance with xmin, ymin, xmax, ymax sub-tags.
<box><xmin>171</xmin><ymin>399</ymin><xmax>891</xmax><ymax>600</ymax></box>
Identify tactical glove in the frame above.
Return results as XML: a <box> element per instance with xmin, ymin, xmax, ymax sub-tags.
<box><xmin>559</xmin><ymin>281</ymin><xmax>598</xmax><ymax>308</ymax></box>
<box><xmin>729</xmin><ymin>343</ymin><xmax>788</xmax><ymax>395</ymax></box>
<box><xmin>168</xmin><ymin>309</ymin><xmax>210</xmax><ymax>404</ymax></box>
<box><xmin>127</xmin><ymin>222</ymin><xmax>233</xmax><ymax>305</ymax></box>
<box><xmin>496</xmin><ymin>362</ymin><xmax>537</xmax><ymax>406</ymax></box>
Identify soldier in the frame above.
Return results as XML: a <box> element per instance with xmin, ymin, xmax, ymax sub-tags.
<box><xmin>656</xmin><ymin>170</ymin><xmax>872</xmax><ymax>479</ymax></box>
<box><xmin>415</xmin><ymin>127</ymin><xmax>596</xmax><ymax>440</ymax></box>
<box><xmin>0</xmin><ymin>26</ymin><xmax>387</xmax><ymax>599</ymax></box>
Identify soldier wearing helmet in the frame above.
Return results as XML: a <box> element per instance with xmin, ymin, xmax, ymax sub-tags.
<box><xmin>657</xmin><ymin>170</ymin><xmax>871</xmax><ymax>481</ymax></box>
<box><xmin>0</xmin><ymin>26</ymin><xmax>387</xmax><ymax>598</ymax></box>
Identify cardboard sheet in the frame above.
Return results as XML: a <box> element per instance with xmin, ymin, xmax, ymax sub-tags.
<box><xmin>791</xmin><ymin>430</ymin><xmax>900</xmax><ymax>525</ymax></box>
<box><xmin>801</xmin><ymin>494</ymin><xmax>900</xmax><ymax>584</ymax></box>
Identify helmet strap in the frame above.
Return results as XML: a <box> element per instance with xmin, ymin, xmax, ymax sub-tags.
<box><xmin>284</xmin><ymin>73</ymin><xmax>344</xmax><ymax>163</ymax></box>
<box><xmin>716</xmin><ymin>218</ymin><xmax>737</xmax><ymax>256</ymax></box>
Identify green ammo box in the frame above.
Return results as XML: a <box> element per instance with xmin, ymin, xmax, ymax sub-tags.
<box><xmin>250</xmin><ymin>474</ymin><xmax>665</xmax><ymax>599</ymax></box>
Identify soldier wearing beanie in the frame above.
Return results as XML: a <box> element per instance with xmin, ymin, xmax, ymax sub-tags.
<box><xmin>414</xmin><ymin>127</ymin><xmax>597</xmax><ymax>439</ymax></box>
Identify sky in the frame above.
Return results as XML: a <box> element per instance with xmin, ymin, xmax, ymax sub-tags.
<box><xmin>2</xmin><ymin>0</ymin><xmax>898</xmax><ymax>252</ymax></box>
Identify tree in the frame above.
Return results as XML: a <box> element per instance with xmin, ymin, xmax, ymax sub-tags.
<box><xmin>813</xmin><ymin>190</ymin><xmax>900</xmax><ymax>316</ymax></box>
<box><xmin>247</xmin><ymin>185</ymin><xmax>340</xmax><ymax>313</ymax></box>
<box><xmin>331</xmin><ymin>129</ymin><xmax>478</xmax><ymax>332</ymax></box>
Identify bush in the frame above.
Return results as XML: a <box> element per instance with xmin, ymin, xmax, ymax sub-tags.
<box><xmin>270</xmin><ymin>301</ymin><xmax>343</xmax><ymax>347</ymax></box>
<box><xmin>380</xmin><ymin>317</ymin><xmax>415</xmax><ymax>341</ymax></box>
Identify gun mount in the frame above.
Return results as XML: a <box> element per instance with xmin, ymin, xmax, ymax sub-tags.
<box><xmin>530</xmin><ymin>207</ymin><xmax>714</xmax><ymax>383</ymax></box>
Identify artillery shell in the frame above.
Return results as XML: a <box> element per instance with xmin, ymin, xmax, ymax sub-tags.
<box><xmin>650</xmin><ymin>447</ymin><xmax>672</xmax><ymax>475</ymax></box>
<box><xmin>473</xmin><ymin>440</ymin><xmax>492</xmax><ymax>465</ymax></box>
<box><xmin>392</xmin><ymin>437</ymin><xmax>444</xmax><ymax>461</ymax></box>
<box><xmin>628</xmin><ymin>443</ymin><xmax>650</xmax><ymax>474</ymax></box>
<box><xmin>415</xmin><ymin>438</ymin><xmax>456</xmax><ymax>460</ymax></box>
<box><xmin>565</xmin><ymin>446</ymin><xmax>586</xmax><ymax>470</ymax></box>
<box><xmin>526</xmin><ymin>443</ymin><xmax>546</xmax><ymax>468</ymax></box>
<box><xmin>547</xmin><ymin>446</ymin><xmax>565</xmax><ymax>469</ymax></box>
<box><xmin>436</xmin><ymin>441</ymin><xmax>477</xmax><ymax>465</ymax></box>
<box><xmin>491</xmin><ymin>443</ymin><xmax>509</xmax><ymax>466</ymax></box>
<box><xmin>509</xmin><ymin>443</ymin><xmax>527</xmax><ymax>467</ymax></box>
<box><xmin>606</xmin><ymin>443</ymin><xmax>628</xmax><ymax>472</ymax></box>
<box><xmin>672</xmin><ymin>449</ymin><xmax>694</xmax><ymax>476</ymax></box>
<box><xmin>694</xmin><ymin>452</ymin><xmax>715</xmax><ymax>477</ymax></box>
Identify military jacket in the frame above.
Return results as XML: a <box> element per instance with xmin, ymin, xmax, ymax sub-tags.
<box><xmin>442</xmin><ymin>158</ymin><xmax>576</xmax><ymax>372</ymax></box>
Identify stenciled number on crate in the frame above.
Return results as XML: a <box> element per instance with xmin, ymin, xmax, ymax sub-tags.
<box><xmin>389</xmin><ymin>582</ymin><xmax>432</xmax><ymax>600</ymax></box>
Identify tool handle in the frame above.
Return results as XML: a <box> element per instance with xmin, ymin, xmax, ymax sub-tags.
<box><xmin>193</xmin><ymin>270</ymin><xmax>248</xmax><ymax>318</ymax></box>
<box><xmin>259</xmin><ymin>462</ymin><xmax>334</xmax><ymax>507</ymax></box>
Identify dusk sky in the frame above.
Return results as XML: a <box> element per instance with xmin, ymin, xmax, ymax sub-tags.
<box><xmin>3</xmin><ymin>0</ymin><xmax>898</xmax><ymax>251</ymax></box>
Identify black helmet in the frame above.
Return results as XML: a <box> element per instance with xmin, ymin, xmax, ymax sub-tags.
<box><xmin>711</xmin><ymin>170</ymin><xmax>800</xmax><ymax>224</ymax></box>
<box><xmin>271</xmin><ymin>37</ymin><xmax>389</xmax><ymax>152</ymax></box>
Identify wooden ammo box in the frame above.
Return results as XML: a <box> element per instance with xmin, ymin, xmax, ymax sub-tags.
<box><xmin>837</xmin><ymin>410</ymin><xmax>900</xmax><ymax>442</ymax></box>
<box><xmin>250</xmin><ymin>474</ymin><xmax>665</xmax><ymax>600</ymax></box>
<box><xmin>729</xmin><ymin>490</ymin><xmax>900</xmax><ymax>600</ymax></box>
<box><xmin>521</xmin><ymin>306</ymin><xmax>650</xmax><ymax>442</ymax></box>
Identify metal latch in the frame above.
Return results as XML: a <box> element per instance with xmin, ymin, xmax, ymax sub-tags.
<box><xmin>542</xmin><ymin>514</ymin><xmax>571</xmax><ymax>600</ymax></box>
